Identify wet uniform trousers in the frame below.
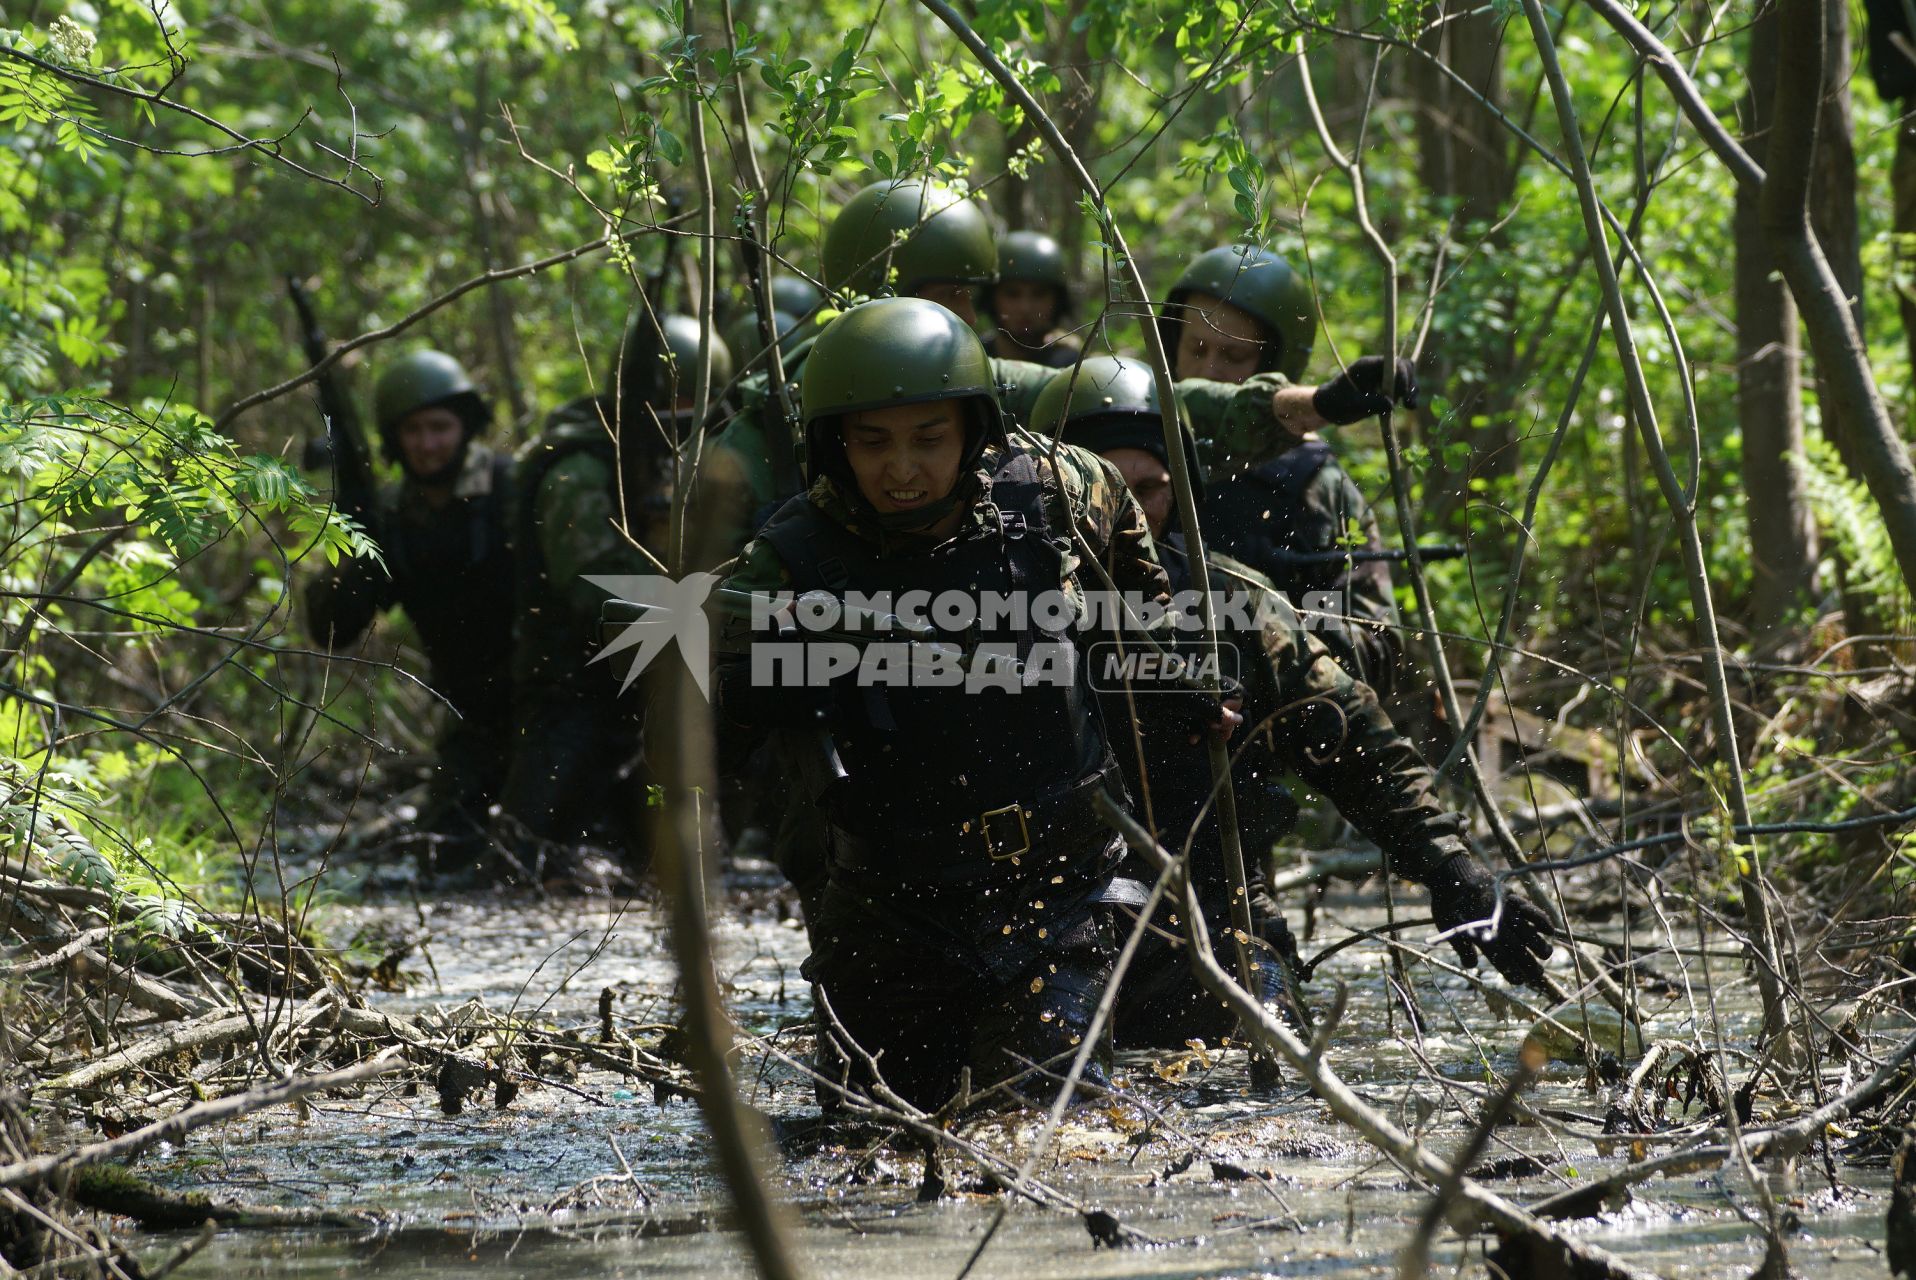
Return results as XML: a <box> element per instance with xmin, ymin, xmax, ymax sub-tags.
<box><xmin>717</xmin><ymin>441</ymin><xmax>1185</xmax><ymax>1110</ymax></box>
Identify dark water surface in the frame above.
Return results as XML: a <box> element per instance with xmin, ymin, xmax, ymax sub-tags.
<box><xmin>143</xmin><ymin>885</ymin><xmax>1897</xmax><ymax>1278</ymax></box>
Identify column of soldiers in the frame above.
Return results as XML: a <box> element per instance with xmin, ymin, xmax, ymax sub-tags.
<box><xmin>303</xmin><ymin>177</ymin><xmax>1555</xmax><ymax>1109</ymax></box>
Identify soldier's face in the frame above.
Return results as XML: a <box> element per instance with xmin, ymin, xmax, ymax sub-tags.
<box><xmin>395</xmin><ymin>406</ymin><xmax>466</xmax><ymax>479</ymax></box>
<box><xmin>991</xmin><ymin>279</ymin><xmax>1057</xmax><ymax>343</ymax></box>
<box><xmin>1172</xmin><ymin>292</ymin><xmax>1266</xmax><ymax>383</ymax></box>
<box><xmin>913</xmin><ymin>282</ymin><xmax>978</xmax><ymax>326</ymax></box>
<box><xmin>841</xmin><ymin>399</ymin><xmax>966</xmax><ymax>519</ymax></box>
<box><xmin>1102</xmin><ymin>447</ymin><xmax>1173</xmax><ymax>540</ymax></box>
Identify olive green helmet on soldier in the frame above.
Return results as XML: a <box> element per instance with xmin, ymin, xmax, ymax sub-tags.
<box><xmin>769</xmin><ymin>274</ymin><xmax>824</xmax><ymax>319</ymax></box>
<box><xmin>722</xmin><ymin>309</ymin><xmax>801</xmax><ymax>374</ymax></box>
<box><xmin>822</xmin><ymin>179</ymin><xmax>998</xmax><ymax>300</ymax></box>
<box><xmin>373</xmin><ymin>350</ymin><xmax>491</xmax><ymax>463</ymax></box>
<box><xmin>612</xmin><ymin>312</ymin><xmax>734</xmax><ymax>424</ymax></box>
<box><xmin>801</xmin><ymin>297</ymin><xmax>1003</xmax><ymax>528</ymax></box>
<box><xmin>1028</xmin><ymin>355</ymin><xmax>1204</xmax><ymax>501</ymax></box>
<box><xmin>994</xmin><ymin>229</ymin><xmax>1073</xmax><ymax>316</ymax></box>
<box><xmin>1157</xmin><ymin>244</ymin><xmax>1315</xmax><ymax>381</ymax></box>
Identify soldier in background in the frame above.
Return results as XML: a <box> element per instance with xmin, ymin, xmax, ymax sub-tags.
<box><xmin>985</xmin><ymin>230</ymin><xmax>1082</xmax><ymax>367</ymax></box>
<box><xmin>1030</xmin><ymin>356</ymin><xmax>1553</xmax><ymax>1046</ymax></box>
<box><xmin>1159</xmin><ymin>244</ymin><xmax>1418</xmax><ymax>702</ymax></box>
<box><xmin>305</xmin><ymin>351</ymin><xmax>515</xmax><ymax>873</ymax></box>
<box><xmin>495</xmin><ymin>314</ymin><xmax>732</xmax><ymax>891</ymax></box>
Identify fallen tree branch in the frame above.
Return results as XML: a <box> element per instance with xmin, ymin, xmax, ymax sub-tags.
<box><xmin>214</xmin><ymin>217</ymin><xmax>691</xmax><ymax>432</ymax></box>
<box><xmin>1531</xmin><ymin>1024</ymin><xmax>1916</xmax><ymax>1217</ymax></box>
<box><xmin>1095</xmin><ymin>793</ymin><xmax>1662</xmax><ymax>1280</ymax></box>
<box><xmin>69</xmin><ymin>1165</ymin><xmax>375</xmax><ymax>1230</ymax></box>
<box><xmin>2</xmin><ymin>1050</ymin><xmax>404</xmax><ymax>1190</ymax></box>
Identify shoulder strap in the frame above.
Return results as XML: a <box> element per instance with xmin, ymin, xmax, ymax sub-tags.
<box><xmin>986</xmin><ymin>446</ymin><xmax>1052</xmax><ymax>544</ymax></box>
<box><xmin>470</xmin><ymin>450</ymin><xmax>516</xmax><ymax>564</ymax></box>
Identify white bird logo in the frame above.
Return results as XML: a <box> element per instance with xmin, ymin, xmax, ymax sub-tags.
<box><xmin>586</xmin><ymin>572</ymin><xmax>723</xmax><ymax>699</ymax></box>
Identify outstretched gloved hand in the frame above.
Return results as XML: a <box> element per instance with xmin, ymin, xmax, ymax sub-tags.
<box><xmin>1426</xmin><ymin>853</ymin><xmax>1555</xmax><ymax>989</ymax></box>
<box><xmin>1312</xmin><ymin>355</ymin><xmax>1421</xmax><ymax>426</ymax></box>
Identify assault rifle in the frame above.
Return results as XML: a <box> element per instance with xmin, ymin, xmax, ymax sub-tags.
<box><xmin>285</xmin><ymin>276</ymin><xmax>378</xmax><ymax>527</ymax></box>
<box><xmin>1264</xmin><ymin>543</ymin><xmax>1466</xmax><ymax>569</ymax></box>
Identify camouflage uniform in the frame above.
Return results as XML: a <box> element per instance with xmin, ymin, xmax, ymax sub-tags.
<box><xmin>1189</xmin><ymin>372</ymin><xmax>1407</xmax><ymax>701</ymax></box>
<box><xmin>305</xmin><ymin>444</ymin><xmax>515</xmax><ymax>860</ymax></box>
<box><xmin>717</xmin><ymin>436</ymin><xmax>1196</xmax><ymax>1109</ymax></box>
<box><xmin>1114</xmin><ymin>538</ymin><xmax>1466</xmax><ymax>1045</ymax></box>
<box><xmin>496</xmin><ymin>395</ymin><xmax>669</xmax><ymax>866</ymax></box>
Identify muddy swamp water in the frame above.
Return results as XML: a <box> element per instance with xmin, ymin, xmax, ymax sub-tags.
<box><xmin>11</xmin><ymin>841</ymin><xmax>1899</xmax><ymax>1280</ymax></box>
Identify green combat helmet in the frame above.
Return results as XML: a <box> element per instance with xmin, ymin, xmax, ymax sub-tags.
<box><xmin>373</xmin><ymin>350</ymin><xmax>490</xmax><ymax>462</ymax></box>
<box><xmin>801</xmin><ymin>297</ymin><xmax>1003</xmax><ymax>530</ymax></box>
<box><xmin>1157</xmin><ymin>244</ymin><xmax>1315</xmax><ymax>381</ymax></box>
<box><xmin>769</xmin><ymin>274</ymin><xmax>824</xmax><ymax>319</ymax></box>
<box><xmin>1027</xmin><ymin>355</ymin><xmax>1204</xmax><ymax>500</ymax></box>
<box><xmin>722</xmin><ymin>309</ymin><xmax>801</xmax><ymax>374</ymax></box>
<box><xmin>995</xmin><ymin>229</ymin><xmax>1073</xmax><ymax>315</ymax></box>
<box><xmin>613</xmin><ymin>313</ymin><xmax>734</xmax><ymax>423</ymax></box>
<box><xmin>822</xmin><ymin>179</ymin><xmax>998</xmax><ymax>300</ymax></box>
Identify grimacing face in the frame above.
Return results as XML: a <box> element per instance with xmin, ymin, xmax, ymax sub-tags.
<box><xmin>841</xmin><ymin>398</ymin><xmax>967</xmax><ymax>520</ymax></box>
<box><xmin>912</xmin><ymin>281</ymin><xmax>978</xmax><ymax>326</ymax></box>
<box><xmin>1171</xmin><ymin>290</ymin><xmax>1267</xmax><ymax>384</ymax></box>
<box><xmin>991</xmin><ymin>278</ymin><xmax>1059</xmax><ymax>345</ymax></box>
<box><xmin>394</xmin><ymin>404</ymin><xmax>466</xmax><ymax>479</ymax></box>
<box><xmin>1101</xmin><ymin>446</ymin><xmax>1173</xmax><ymax>540</ymax></box>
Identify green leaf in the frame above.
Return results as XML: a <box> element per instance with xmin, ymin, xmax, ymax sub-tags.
<box><xmin>653</xmin><ymin>124</ymin><xmax>684</xmax><ymax>167</ymax></box>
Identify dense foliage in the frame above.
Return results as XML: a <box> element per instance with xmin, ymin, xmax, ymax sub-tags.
<box><xmin>2</xmin><ymin>0</ymin><xmax>1912</xmax><ymax>920</ymax></box>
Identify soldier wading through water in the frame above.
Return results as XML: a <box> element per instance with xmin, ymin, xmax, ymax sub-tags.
<box><xmin>1031</xmin><ymin>356</ymin><xmax>1557</xmax><ymax>1046</ymax></box>
<box><xmin>1161</xmin><ymin>243</ymin><xmax>1419</xmax><ymax>701</ymax></box>
<box><xmin>305</xmin><ymin>350</ymin><xmax>514</xmax><ymax>873</ymax></box>
<box><xmin>714</xmin><ymin>297</ymin><xmax>1238</xmax><ymax>1110</ymax></box>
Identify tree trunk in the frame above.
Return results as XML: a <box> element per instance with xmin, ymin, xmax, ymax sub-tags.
<box><xmin>1590</xmin><ymin>0</ymin><xmax>1916</xmax><ymax>599</ymax></box>
<box><xmin>1808</xmin><ymin>0</ymin><xmax>1865</xmax><ymax>475</ymax></box>
<box><xmin>1407</xmin><ymin>4</ymin><xmax>1517</xmax><ymax>533</ymax></box>
<box><xmin>1738</xmin><ymin>7</ymin><xmax>1817</xmax><ymax>636</ymax></box>
<box><xmin>457</xmin><ymin>60</ymin><xmax>528</xmax><ymax>424</ymax></box>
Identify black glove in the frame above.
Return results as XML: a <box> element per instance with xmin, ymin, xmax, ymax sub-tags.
<box><xmin>1426</xmin><ymin>853</ymin><xmax>1554</xmax><ymax>989</ymax></box>
<box><xmin>1312</xmin><ymin>356</ymin><xmax>1421</xmax><ymax>426</ymax></box>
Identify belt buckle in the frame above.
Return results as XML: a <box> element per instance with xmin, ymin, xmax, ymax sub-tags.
<box><xmin>979</xmin><ymin>802</ymin><xmax>1031</xmax><ymax>861</ymax></box>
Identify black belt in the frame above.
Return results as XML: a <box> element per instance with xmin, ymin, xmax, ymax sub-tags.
<box><xmin>827</xmin><ymin>763</ymin><xmax>1124</xmax><ymax>885</ymax></box>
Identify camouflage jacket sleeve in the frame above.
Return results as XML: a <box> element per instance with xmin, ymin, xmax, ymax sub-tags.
<box><xmin>1216</xmin><ymin>561</ymin><xmax>1462</xmax><ymax>883</ymax></box>
<box><xmin>536</xmin><ymin>452</ymin><xmax>659</xmax><ymax>623</ymax></box>
<box><xmin>1174</xmin><ymin>371</ymin><xmax>1292</xmax><ymax>463</ymax></box>
<box><xmin>1037</xmin><ymin>440</ymin><xmax>1172</xmax><ymax>605</ymax></box>
<box><xmin>998</xmin><ymin>361</ymin><xmax>1292</xmax><ymax>450</ymax></box>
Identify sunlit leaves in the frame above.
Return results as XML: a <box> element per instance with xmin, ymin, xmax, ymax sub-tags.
<box><xmin>488</xmin><ymin>0</ymin><xmax>580</xmax><ymax>51</ymax></box>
